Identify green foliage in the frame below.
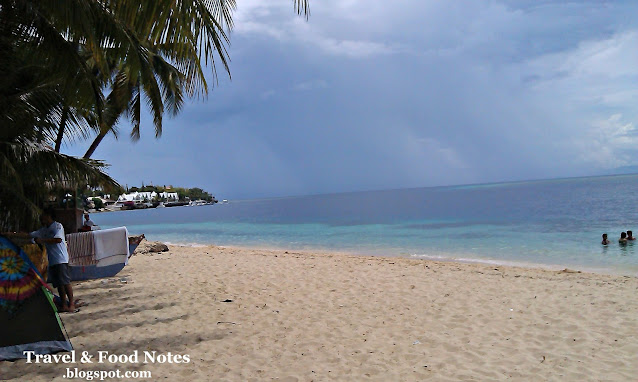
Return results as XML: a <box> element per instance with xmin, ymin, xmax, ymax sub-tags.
<box><xmin>0</xmin><ymin>140</ymin><xmax>119</xmax><ymax>231</ymax></box>
<box><xmin>125</xmin><ymin>185</ymin><xmax>215</xmax><ymax>201</ymax></box>
<box><xmin>87</xmin><ymin>183</ymin><xmax>215</xmax><ymax>203</ymax></box>
<box><xmin>140</xmin><ymin>185</ymin><xmax>159</xmax><ymax>192</ymax></box>
<box><xmin>171</xmin><ymin>187</ymin><xmax>188</xmax><ymax>201</ymax></box>
<box><xmin>0</xmin><ymin>0</ymin><xmax>309</xmax><ymax>230</ymax></box>
<box><xmin>187</xmin><ymin>187</ymin><xmax>213</xmax><ymax>201</ymax></box>
<box><xmin>92</xmin><ymin>197</ymin><xmax>104</xmax><ymax>209</ymax></box>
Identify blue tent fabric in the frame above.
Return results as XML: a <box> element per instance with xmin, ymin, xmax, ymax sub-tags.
<box><xmin>0</xmin><ymin>236</ymin><xmax>45</xmax><ymax>315</ymax></box>
<box><xmin>0</xmin><ymin>235</ymin><xmax>73</xmax><ymax>361</ymax></box>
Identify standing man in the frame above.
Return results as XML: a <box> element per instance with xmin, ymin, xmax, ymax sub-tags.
<box><xmin>31</xmin><ymin>209</ymin><xmax>75</xmax><ymax>312</ymax></box>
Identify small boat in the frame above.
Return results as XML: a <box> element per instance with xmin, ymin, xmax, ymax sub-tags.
<box><xmin>134</xmin><ymin>201</ymin><xmax>153</xmax><ymax>209</ymax></box>
<box><xmin>69</xmin><ymin>240</ymin><xmax>141</xmax><ymax>281</ymax></box>
<box><xmin>9</xmin><ymin>229</ymin><xmax>144</xmax><ymax>282</ymax></box>
<box><xmin>103</xmin><ymin>201</ymin><xmax>123</xmax><ymax>211</ymax></box>
<box><xmin>66</xmin><ymin>228</ymin><xmax>144</xmax><ymax>281</ymax></box>
<box><xmin>165</xmin><ymin>201</ymin><xmax>188</xmax><ymax>207</ymax></box>
<box><xmin>121</xmin><ymin>201</ymin><xmax>136</xmax><ymax>210</ymax></box>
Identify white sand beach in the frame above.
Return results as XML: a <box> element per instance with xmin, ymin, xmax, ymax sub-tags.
<box><xmin>2</xmin><ymin>243</ymin><xmax>637</xmax><ymax>381</ymax></box>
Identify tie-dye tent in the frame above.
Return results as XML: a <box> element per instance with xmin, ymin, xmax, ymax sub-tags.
<box><xmin>0</xmin><ymin>235</ymin><xmax>72</xmax><ymax>361</ymax></box>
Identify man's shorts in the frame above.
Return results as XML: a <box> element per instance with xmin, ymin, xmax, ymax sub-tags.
<box><xmin>48</xmin><ymin>263</ymin><xmax>71</xmax><ymax>288</ymax></box>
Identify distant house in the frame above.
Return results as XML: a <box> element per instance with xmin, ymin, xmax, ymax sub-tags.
<box><xmin>118</xmin><ymin>191</ymin><xmax>179</xmax><ymax>202</ymax></box>
<box><xmin>158</xmin><ymin>192</ymin><xmax>179</xmax><ymax>202</ymax></box>
<box><xmin>118</xmin><ymin>191</ymin><xmax>153</xmax><ymax>202</ymax></box>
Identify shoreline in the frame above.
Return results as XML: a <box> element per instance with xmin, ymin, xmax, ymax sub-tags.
<box><xmin>162</xmin><ymin>241</ymin><xmax>638</xmax><ymax>278</ymax></box>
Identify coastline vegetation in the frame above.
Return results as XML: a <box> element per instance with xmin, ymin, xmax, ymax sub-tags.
<box><xmin>0</xmin><ymin>1</ymin><xmax>309</xmax><ymax>231</ymax></box>
<box><xmin>87</xmin><ymin>184</ymin><xmax>216</xmax><ymax>203</ymax></box>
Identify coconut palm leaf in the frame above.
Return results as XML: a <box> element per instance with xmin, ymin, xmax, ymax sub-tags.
<box><xmin>0</xmin><ymin>0</ymin><xmax>311</xmax><ymax>231</ymax></box>
<box><xmin>294</xmin><ymin>0</ymin><xmax>310</xmax><ymax>18</ymax></box>
<box><xmin>0</xmin><ymin>138</ymin><xmax>120</xmax><ymax>231</ymax></box>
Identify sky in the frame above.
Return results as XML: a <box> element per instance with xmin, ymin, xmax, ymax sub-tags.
<box><xmin>66</xmin><ymin>0</ymin><xmax>638</xmax><ymax>200</ymax></box>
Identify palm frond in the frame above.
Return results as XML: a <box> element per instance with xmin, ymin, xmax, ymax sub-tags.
<box><xmin>0</xmin><ymin>137</ymin><xmax>119</xmax><ymax>231</ymax></box>
<box><xmin>294</xmin><ymin>0</ymin><xmax>311</xmax><ymax>19</ymax></box>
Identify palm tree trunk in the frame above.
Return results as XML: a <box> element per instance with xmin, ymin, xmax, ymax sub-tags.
<box><xmin>83</xmin><ymin>131</ymin><xmax>106</xmax><ymax>159</ymax></box>
<box><xmin>54</xmin><ymin>106</ymin><xmax>69</xmax><ymax>152</ymax></box>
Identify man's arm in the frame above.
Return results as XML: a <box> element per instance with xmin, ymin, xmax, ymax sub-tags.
<box><xmin>34</xmin><ymin>237</ymin><xmax>62</xmax><ymax>244</ymax></box>
<box><xmin>2</xmin><ymin>232</ymin><xmax>31</xmax><ymax>239</ymax></box>
<box><xmin>29</xmin><ymin>227</ymin><xmax>52</xmax><ymax>244</ymax></box>
<box><xmin>2</xmin><ymin>231</ymin><xmax>36</xmax><ymax>245</ymax></box>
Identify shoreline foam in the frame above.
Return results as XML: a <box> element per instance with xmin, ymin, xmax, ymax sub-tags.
<box><xmin>147</xmin><ymin>238</ymin><xmax>638</xmax><ymax>277</ymax></box>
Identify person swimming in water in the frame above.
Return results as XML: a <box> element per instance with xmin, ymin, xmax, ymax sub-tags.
<box><xmin>601</xmin><ymin>233</ymin><xmax>610</xmax><ymax>245</ymax></box>
<box><xmin>626</xmin><ymin>230</ymin><xmax>636</xmax><ymax>241</ymax></box>
<box><xmin>619</xmin><ymin>232</ymin><xmax>628</xmax><ymax>243</ymax></box>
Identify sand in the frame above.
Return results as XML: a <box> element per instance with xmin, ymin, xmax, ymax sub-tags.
<box><xmin>2</xmin><ymin>243</ymin><xmax>637</xmax><ymax>381</ymax></box>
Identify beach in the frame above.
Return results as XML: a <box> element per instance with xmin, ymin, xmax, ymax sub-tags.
<box><xmin>2</xmin><ymin>243</ymin><xmax>637</xmax><ymax>381</ymax></box>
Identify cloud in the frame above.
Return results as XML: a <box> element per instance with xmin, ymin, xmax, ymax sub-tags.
<box><xmin>235</xmin><ymin>21</ymin><xmax>285</xmax><ymax>40</ymax></box>
<box><xmin>308</xmin><ymin>36</ymin><xmax>399</xmax><ymax>58</ymax></box>
<box><xmin>577</xmin><ymin>114</ymin><xmax>638</xmax><ymax>169</ymax></box>
<box><xmin>412</xmin><ymin>138</ymin><xmax>467</xmax><ymax>170</ymax></box>
<box><xmin>523</xmin><ymin>30</ymin><xmax>638</xmax><ymax>92</ymax></box>
<box><xmin>293</xmin><ymin>79</ymin><xmax>328</xmax><ymax>91</ymax></box>
<box><xmin>509</xmin><ymin>30</ymin><xmax>638</xmax><ymax>169</ymax></box>
<box><xmin>260</xmin><ymin>89</ymin><xmax>276</xmax><ymax>99</ymax></box>
<box><xmin>234</xmin><ymin>1</ymin><xmax>408</xmax><ymax>58</ymax></box>
<box><xmin>65</xmin><ymin>1</ymin><xmax>638</xmax><ymax>199</ymax></box>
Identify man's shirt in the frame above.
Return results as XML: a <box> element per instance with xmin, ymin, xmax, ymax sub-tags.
<box><xmin>30</xmin><ymin>221</ymin><xmax>70</xmax><ymax>265</ymax></box>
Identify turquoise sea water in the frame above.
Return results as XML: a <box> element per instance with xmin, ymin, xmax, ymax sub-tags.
<box><xmin>96</xmin><ymin>174</ymin><xmax>638</xmax><ymax>275</ymax></box>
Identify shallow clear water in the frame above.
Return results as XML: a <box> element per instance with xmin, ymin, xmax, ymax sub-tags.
<box><xmin>96</xmin><ymin>174</ymin><xmax>638</xmax><ymax>275</ymax></box>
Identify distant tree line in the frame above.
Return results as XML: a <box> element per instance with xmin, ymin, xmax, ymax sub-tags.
<box><xmin>86</xmin><ymin>185</ymin><xmax>216</xmax><ymax>202</ymax></box>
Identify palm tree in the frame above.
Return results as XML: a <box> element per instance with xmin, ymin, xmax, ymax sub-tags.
<box><xmin>0</xmin><ymin>126</ymin><xmax>120</xmax><ymax>231</ymax></box>
<box><xmin>0</xmin><ymin>0</ymin><xmax>310</xmax><ymax>230</ymax></box>
<box><xmin>82</xmin><ymin>0</ymin><xmax>310</xmax><ymax>158</ymax></box>
<box><xmin>81</xmin><ymin>0</ymin><xmax>236</xmax><ymax>158</ymax></box>
<box><xmin>82</xmin><ymin>40</ymin><xmax>188</xmax><ymax>158</ymax></box>
<box><xmin>0</xmin><ymin>0</ymin><xmax>121</xmax><ymax>230</ymax></box>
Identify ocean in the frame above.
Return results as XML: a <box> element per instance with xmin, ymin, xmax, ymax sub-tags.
<box><xmin>95</xmin><ymin>174</ymin><xmax>638</xmax><ymax>275</ymax></box>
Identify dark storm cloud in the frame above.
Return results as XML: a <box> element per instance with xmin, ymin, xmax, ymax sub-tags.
<box><xmin>67</xmin><ymin>1</ymin><xmax>638</xmax><ymax>199</ymax></box>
